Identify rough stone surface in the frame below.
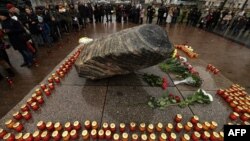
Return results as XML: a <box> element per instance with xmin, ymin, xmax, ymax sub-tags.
<box><xmin>75</xmin><ymin>24</ymin><xmax>174</xmax><ymax>79</ymax></box>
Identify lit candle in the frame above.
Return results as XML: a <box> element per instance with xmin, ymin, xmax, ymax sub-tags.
<box><xmin>15</xmin><ymin>133</ymin><xmax>23</xmax><ymax>141</ymax></box>
<box><xmin>190</xmin><ymin>115</ymin><xmax>199</xmax><ymax>124</ymax></box>
<box><xmin>22</xmin><ymin>111</ymin><xmax>32</xmax><ymax>120</ymax></box>
<box><xmin>35</xmin><ymin>88</ymin><xmax>42</xmax><ymax>95</ymax></box>
<box><xmin>22</xmin><ymin>133</ymin><xmax>33</xmax><ymax>141</ymax></box>
<box><xmin>165</xmin><ymin>123</ymin><xmax>173</xmax><ymax>133</ymax></box>
<box><xmin>184</xmin><ymin>122</ymin><xmax>193</xmax><ymax>132</ymax></box>
<box><xmin>54</xmin><ymin>77</ymin><xmax>60</xmax><ymax>84</ymax></box>
<box><xmin>70</xmin><ymin>130</ymin><xmax>78</xmax><ymax>140</ymax></box>
<box><xmin>219</xmin><ymin>131</ymin><xmax>224</xmax><ymax>141</ymax></box>
<box><xmin>48</xmin><ymin>77</ymin><xmax>53</xmax><ymax>83</ymax></box>
<box><xmin>102</xmin><ymin>122</ymin><xmax>109</xmax><ymax>131</ymax></box>
<box><xmin>149</xmin><ymin>133</ymin><xmax>156</xmax><ymax>141</ymax></box>
<box><xmin>233</xmin><ymin>106</ymin><xmax>243</xmax><ymax>113</ymax></box>
<box><xmin>119</xmin><ymin>123</ymin><xmax>126</xmax><ymax>132</ymax></box>
<box><xmin>194</xmin><ymin>123</ymin><xmax>203</xmax><ymax>132</ymax></box>
<box><xmin>54</xmin><ymin>122</ymin><xmax>62</xmax><ymax>131</ymax></box>
<box><xmin>27</xmin><ymin>98</ymin><xmax>34</xmax><ymax>106</ymax></box>
<box><xmin>110</xmin><ymin>123</ymin><xmax>116</xmax><ymax>132</ymax></box>
<box><xmin>121</xmin><ymin>132</ymin><xmax>128</xmax><ymax>141</ymax></box>
<box><xmin>41</xmin><ymin>131</ymin><xmax>50</xmax><ymax>141</ymax></box>
<box><xmin>229</xmin><ymin>112</ymin><xmax>239</xmax><ymax>120</ymax></box>
<box><xmin>13</xmin><ymin>112</ymin><xmax>22</xmax><ymax>120</ymax></box>
<box><xmin>64</xmin><ymin>122</ymin><xmax>72</xmax><ymax>131</ymax></box>
<box><xmin>40</xmin><ymin>84</ymin><xmax>47</xmax><ymax>90</ymax></box>
<box><xmin>31</xmin><ymin>102</ymin><xmax>39</xmax><ymax>111</ymax></box>
<box><xmin>59</xmin><ymin>71</ymin><xmax>64</xmax><ymax>78</ymax></box>
<box><xmin>48</xmin><ymin>83</ymin><xmax>54</xmax><ymax>90</ymax></box>
<box><xmin>52</xmin><ymin>131</ymin><xmax>61</xmax><ymax>141</ymax></box>
<box><xmin>240</xmin><ymin>113</ymin><xmax>250</xmax><ymax>121</ymax></box>
<box><xmin>46</xmin><ymin>122</ymin><xmax>54</xmax><ymax>131</ymax></box>
<box><xmin>36</xmin><ymin>96</ymin><xmax>44</xmax><ymax>104</ymax></box>
<box><xmin>90</xmin><ymin>129</ymin><xmax>97</xmax><ymax>139</ymax></box>
<box><xmin>56</xmin><ymin>69</ymin><xmax>61</xmax><ymax>75</ymax></box>
<box><xmin>98</xmin><ymin>129</ymin><xmax>104</xmax><ymax>139</ymax></box>
<box><xmin>210</xmin><ymin>121</ymin><xmax>218</xmax><ymax>130</ymax></box>
<box><xmin>33</xmin><ymin>131</ymin><xmax>41</xmax><ymax>141</ymax></box>
<box><xmin>130</xmin><ymin>122</ymin><xmax>136</xmax><ymax>131</ymax></box>
<box><xmin>175</xmin><ymin>114</ymin><xmax>182</xmax><ymax>123</ymax></box>
<box><xmin>73</xmin><ymin>121</ymin><xmax>81</xmax><ymax>130</ymax></box>
<box><xmin>201</xmin><ymin>131</ymin><xmax>210</xmax><ymax>140</ymax></box>
<box><xmin>202</xmin><ymin>122</ymin><xmax>211</xmax><ymax>131</ymax></box>
<box><xmin>159</xmin><ymin>133</ymin><xmax>167</xmax><ymax>141</ymax></box>
<box><xmin>147</xmin><ymin>124</ymin><xmax>154</xmax><ymax>133</ymax></box>
<box><xmin>139</xmin><ymin>123</ymin><xmax>146</xmax><ymax>132</ymax></box>
<box><xmin>191</xmin><ymin>131</ymin><xmax>201</xmax><ymax>141</ymax></box>
<box><xmin>131</xmin><ymin>133</ymin><xmax>139</xmax><ymax>141</ymax></box>
<box><xmin>32</xmin><ymin>93</ymin><xmax>38</xmax><ymax>101</ymax></box>
<box><xmin>21</xmin><ymin>104</ymin><xmax>29</xmax><ymax>112</ymax></box>
<box><xmin>156</xmin><ymin>122</ymin><xmax>163</xmax><ymax>132</ymax></box>
<box><xmin>210</xmin><ymin>132</ymin><xmax>220</xmax><ymax>141</ymax></box>
<box><xmin>81</xmin><ymin>130</ymin><xmax>89</xmax><ymax>140</ymax></box>
<box><xmin>169</xmin><ymin>133</ymin><xmax>176</xmax><ymax>141</ymax></box>
<box><xmin>92</xmin><ymin>121</ymin><xmax>98</xmax><ymax>129</ymax></box>
<box><xmin>0</xmin><ymin>128</ymin><xmax>7</xmax><ymax>139</ymax></box>
<box><xmin>84</xmin><ymin>120</ymin><xmax>91</xmax><ymax>130</ymax></box>
<box><xmin>44</xmin><ymin>88</ymin><xmax>51</xmax><ymax>96</ymax></box>
<box><xmin>13</xmin><ymin>122</ymin><xmax>24</xmax><ymax>132</ymax></box>
<box><xmin>5</xmin><ymin>119</ymin><xmax>15</xmax><ymax>129</ymax></box>
<box><xmin>3</xmin><ymin>133</ymin><xmax>15</xmax><ymax>141</ymax></box>
<box><xmin>37</xmin><ymin>121</ymin><xmax>46</xmax><ymax>131</ymax></box>
<box><xmin>105</xmin><ymin>130</ymin><xmax>111</xmax><ymax>139</ymax></box>
<box><xmin>175</xmin><ymin>123</ymin><xmax>183</xmax><ymax>133</ymax></box>
<box><xmin>113</xmin><ymin>133</ymin><xmax>120</xmax><ymax>141</ymax></box>
<box><xmin>62</xmin><ymin>131</ymin><xmax>70</xmax><ymax>141</ymax></box>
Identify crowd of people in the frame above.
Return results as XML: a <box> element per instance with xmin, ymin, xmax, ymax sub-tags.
<box><xmin>0</xmin><ymin>2</ymin><xmax>249</xmax><ymax>82</ymax></box>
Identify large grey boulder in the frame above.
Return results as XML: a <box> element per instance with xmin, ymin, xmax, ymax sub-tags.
<box><xmin>75</xmin><ymin>24</ymin><xmax>174</xmax><ymax>79</ymax></box>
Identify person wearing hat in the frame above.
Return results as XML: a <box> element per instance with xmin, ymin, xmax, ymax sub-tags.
<box><xmin>0</xmin><ymin>10</ymin><xmax>33</xmax><ymax>67</ymax></box>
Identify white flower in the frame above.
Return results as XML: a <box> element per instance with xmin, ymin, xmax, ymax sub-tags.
<box><xmin>79</xmin><ymin>37</ymin><xmax>93</xmax><ymax>44</ymax></box>
<box><xmin>200</xmin><ymin>89</ymin><xmax>213</xmax><ymax>102</ymax></box>
<box><xmin>179</xmin><ymin>56</ymin><xmax>187</xmax><ymax>62</ymax></box>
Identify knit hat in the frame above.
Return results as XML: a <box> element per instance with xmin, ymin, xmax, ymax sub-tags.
<box><xmin>0</xmin><ymin>10</ymin><xmax>10</xmax><ymax>17</ymax></box>
<box><xmin>6</xmin><ymin>3</ymin><xmax>15</xmax><ymax>10</ymax></box>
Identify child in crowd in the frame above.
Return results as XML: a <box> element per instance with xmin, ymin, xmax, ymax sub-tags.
<box><xmin>37</xmin><ymin>16</ymin><xmax>52</xmax><ymax>47</ymax></box>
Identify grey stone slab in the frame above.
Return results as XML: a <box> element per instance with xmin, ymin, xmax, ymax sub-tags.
<box><xmin>0</xmin><ymin>85</ymin><xmax>107</xmax><ymax>133</ymax></box>
<box><xmin>102</xmin><ymin>86</ymin><xmax>193</xmax><ymax>125</ymax></box>
<box><xmin>180</xmin><ymin>90</ymin><xmax>232</xmax><ymax>130</ymax></box>
<box><xmin>108</xmin><ymin>65</ymin><xmax>174</xmax><ymax>87</ymax></box>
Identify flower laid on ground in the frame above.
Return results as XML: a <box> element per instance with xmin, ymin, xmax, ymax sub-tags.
<box><xmin>142</xmin><ymin>73</ymin><xmax>168</xmax><ymax>89</ymax></box>
<box><xmin>148</xmin><ymin>89</ymin><xmax>212</xmax><ymax>109</ymax></box>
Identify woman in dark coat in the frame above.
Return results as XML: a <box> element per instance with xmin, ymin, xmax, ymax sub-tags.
<box><xmin>0</xmin><ymin>10</ymin><xmax>33</xmax><ymax>67</ymax></box>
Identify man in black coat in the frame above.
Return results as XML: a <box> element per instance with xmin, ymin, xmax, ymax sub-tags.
<box><xmin>0</xmin><ymin>10</ymin><xmax>33</xmax><ymax>67</ymax></box>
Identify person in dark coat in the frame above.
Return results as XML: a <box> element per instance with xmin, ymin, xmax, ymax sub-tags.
<box><xmin>0</xmin><ymin>10</ymin><xmax>33</xmax><ymax>67</ymax></box>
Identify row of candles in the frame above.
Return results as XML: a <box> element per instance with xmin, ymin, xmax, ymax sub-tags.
<box><xmin>206</xmin><ymin>64</ymin><xmax>220</xmax><ymax>75</ymax></box>
<box><xmin>217</xmin><ymin>84</ymin><xmax>250</xmax><ymax>123</ymax></box>
<box><xmin>1</xmin><ymin>114</ymin><xmax>224</xmax><ymax>141</ymax></box>
<box><xmin>174</xmin><ymin>45</ymin><xmax>198</xmax><ymax>59</ymax></box>
<box><xmin>0</xmin><ymin>47</ymin><xmax>83</xmax><ymax>139</ymax></box>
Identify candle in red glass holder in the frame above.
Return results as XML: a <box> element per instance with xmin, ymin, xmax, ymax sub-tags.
<box><xmin>26</xmin><ymin>98</ymin><xmax>34</xmax><ymax>106</ymax></box>
<box><xmin>40</xmin><ymin>84</ymin><xmax>47</xmax><ymax>90</ymax></box>
<box><xmin>119</xmin><ymin>123</ymin><xmax>126</xmax><ymax>132</ymax></box>
<box><xmin>240</xmin><ymin>113</ymin><xmax>250</xmax><ymax>121</ymax></box>
<box><xmin>169</xmin><ymin>133</ymin><xmax>177</xmax><ymax>141</ymax></box>
<box><xmin>3</xmin><ymin>133</ymin><xmax>15</xmax><ymax>141</ymax></box>
<box><xmin>201</xmin><ymin>131</ymin><xmax>210</xmax><ymax>140</ymax></box>
<box><xmin>22</xmin><ymin>111</ymin><xmax>32</xmax><ymax>120</ymax></box>
<box><xmin>98</xmin><ymin>129</ymin><xmax>104</xmax><ymax>139</ymax></box>
<box><xmin>191</xmin><ymin>131</ymin><xmax>201</xmax><ymax>141</ymax></box>
<box><xmin>91</xmin><ymin>121</ymin><xmax>98</xmax><ymax>129</ymax></box>
<box><xmin>48</xmin><ymin>77</ymin><xmax>53</xmax><ymax>83</ymax></box>
<box><xmin>159</xmin><ymin>133</ymin><xmax>167</xmax><ymax>141</ymax></box>
<box><xmin>139</xmin><ymin>123</ymin><xmax>146</xmax><ymax>132</ymax></box>
<box><xmin>180</xmin><ymin>134</ymin><xmax>190</xmax><ymax>141</ymax></box>
<box><xmin>219</xmin><ymin>131</ymin><xmax>224</xmax><ymax>141</ymax></box>
<box><xmin>73</xmin><ymin>121</ymin><xmax>81</xmax><ymax>130</ymax></box>
<box><xmin>84</xmin><ymin>120</ymin><xmax>91</xmax><ymax>130</ymax></box>
<box><xmin>82</xmin><ymin>130</ymin><xmax>89</xmax><ymax>140</ymax></box>
<box><xmin>149</xmin><ymin>133</ymin><xmax>156</xmax><ymax>141</ymax></box>
<box><xmin>113</xmin><ymin>133</ymin><xmax>120</xmax><ymax>141</ymax></box>
<box><xmin>65</xmin><ymin>122</ymin><xmax>72</xmax><ymax>131</ymax></box>
<box><xmin>210</xmin><ymin>132</ymin><xmax>220</xmax><ymax>141</ymax></box>
<box><xmin>35</xmin><ymin>88</ymin><xmax>42</xmax><ymax>95</ymax></box>
<box><xmin>194</xmin><ymin>123</ymin><xmax>203</xmax><ymax>132</ymax></box>
<box><xmin>46</xmin><ymin>122</ymin><xmax>54</xmax><ymax>131</ymax></box>
<box><xmin>32</xmin><ymin>93</ymin><xmax>38</xmax><ymax>101</ymax></box>
<box><xmin>90</xmin><ymin>129</ymin><xmax>97</xmax><ymax>139</ymax></box>
<box><xmin>0</xmin><ymin>128</ymin><xmax>7</xmax><ymax>139</ymax></box>
<box><xmin>130</xmin><ymin>122</ymin><xmax>136</xmax><ymax>131</ymax></box>
<box><xmin>54</xmin><ymin>122</ymin><xmax>62</xmax><ymax>131</ymax></box>
<box><xmin>36</xmin><ymin>96</ymin><xmax>44</xmax><ymax>104</ymax></box>
<box><xmin>59</xmin><ymin>71</ymin><xmax>64</xmax><ymax>78</ymax></box>
<box><xmin>213</xmin><ymin>69</ymin><xmax>220</xmax><ymax>74</ymax></box>
<box><xmin>121</xmin><ymin>132</ymin><xmax>128</xmax><ymax>141</ymax></box>
<box><xmin>48</xmin><ymin>83</ymin><xmax>54</xmax><ymax>90</ymax></box>
<box><xmin>165</xmin><ymin>123</ymin><xmax>173</xmax><ymax>133</ymax></box>
<box><xmin>22</xmin><ymin>133</ymin><xmax>33</xmax><ymax>141</ymax></box>
<box><xmin>110</xmin><ymin>123</ymin><xmax>116</xmax><ymax>132</ymax></box>
<box><xmin>70</xmin><ymin>130</ymin><xmax>78</xmax><ymax>140</ymax></box>
<box><xmin>184</xmin><ymin>122</ymin><xmax>193</xmax><ymax>132</ymax></box>
<box><xmin>102</xmin><ymin>122</ymin><xmax>109</xmax><ymax>131</ymax></box>
<box><xmin>31</xmin><ymin>102</ymin><xmax>39</xmax><ymax>111</ymax></box>
<box><xmin>210</xmin><ymin>121</ymin><xmax>218</xmax><ymax>130</ymax></box>
<box><xmin>33</xmin><ymin>131</ymin><xmax>41</xmax><ymax>141</ymax></box>
<box><xmin>41</xmin><ymin>131</ymin><xmax>50</xmax><ymax>141</ymax></box>
<box><xmin>56</xmin><ymin>69</ymin><xmax>61</xmax><ymax>75</ymax></box>
<box><xmin>175</xmin><ymin>123</ymin><xmax>183</xmax><ymax>133</ymax></box>
<box><xmin>132</xmin><ymin>133</ymin><xmax>139</xmax><ymax>141</ymax></box>
<box><xmin>217</xmin><ymin>89</ymin><xmax>224</xmax><ymax>95</ymax></box>
<box><xmin>202</xmin><ymin>122</ymin><xmax>211</xmax><ymax>131</ymax></box>
<box><xmin>13</xmin><ymin>111</ymin><xmax>22</xmax><ymax>120</ymax></box>
<box><xmin>5</xmin><ymin>119</ymin><xmax>15</xmax><ymax>129</ymax></box>
<box><xmin>62</xmin><ymin>68</ymin><xmax>67</xmax><ymax>73</ymax></box>
<box><xmin>62</xmin><ymin>131</ymin><xmax>70</xmax><ymax>141</ymax></box>
<box><xmin>21</xmin><ymin>104</ymin><xmax>29</xmax><ymax>112</ymax></box>
<box><xmin>52</xmin><ymin>131</ymin><xmax>61</xmax><ymax>141</ymax></box>
<box><xmin>156</xmin><ymin>122</ymin><xmax>163</xmax><ymax>132</ymax></box>
<box><xmin>229</xmin><ymin>112</ymin><xmax>239</xmax><ymax>120</ymax></box>
<box><xmin>175</xmin><ymin>114</ymin><xmax>182</xmax><ymax>123</ymax></box>
<box><xmin>105</xmin><ymin>130</ymin><xmax>111</xmax><ymax>139</ymax></box>
<box><xmin>13</xmin><ymin>122</ymin><xmax>24</xmax><ymax>132</ymax></box>
<box><xmin>233</xmin><ymin>106</ymin><xmax>243</xmax><ymax>113</ymax></box>
<box><xmin>44</xmin><ymin>88</ymin><xmax>51</xmax><ymax>96</ymax></box>
<box><xmin>147</xmin><ymin>124</ymin><xmax>154</xmax><ymax>133</ymax></box>
<box><xmin>37</xmin><ymin>121</ymin><xmax>46</xmax><ymax>131</ymax></box>
<box><xmin>190</xmin><ymin>115</ymin><xmax>199</xmax><ymax>124</ymax></box>
<box><xmin>15</xmin><ymin>133</ymin><xmax>23</xmax><ymax>141</ymax></box>
<box><xmin>54</xmin><ymin>77</ymin><xmax>60</xmax><ymax>84</ymax></box>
